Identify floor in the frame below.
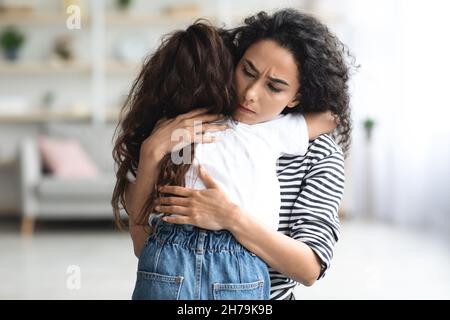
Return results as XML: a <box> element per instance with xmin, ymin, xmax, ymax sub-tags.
<box><xmin>296</xmin><ymin>219</ymin><xmax>450</xmax><ymax>299</ymax></box>
<box><xmin>0</xmin><ymin>218</ymin><xmax>449</xmax><ymax>299</ymax></box>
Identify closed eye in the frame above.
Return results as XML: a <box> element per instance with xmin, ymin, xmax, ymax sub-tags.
<box><xmin>268</xmin><ymin>84</ymin><xmax>282</xmax><ymax>93</ymax></box>
<box><xmin>242</xmin><ymin>67</ymin><xmax>255</xmax><ymax>78</ymax></box>
<box><xmin>243</xmin><ymin>66</ymin><xmax>282</xmax><ymax>93</ymax></box>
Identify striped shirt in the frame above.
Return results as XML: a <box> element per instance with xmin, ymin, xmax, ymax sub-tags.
<box><xmin>270</xmin><ymin>134</ymin><xmax>344</xmax><ymax>300</ymax></box>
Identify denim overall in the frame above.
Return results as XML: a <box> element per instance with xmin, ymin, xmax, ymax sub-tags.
<box><xmin>132</xmin><ymin>214</ymin><xmax>271</xmax><ymax>300</ymax></box>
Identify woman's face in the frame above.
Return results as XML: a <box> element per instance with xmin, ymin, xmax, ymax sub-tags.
<box><xmin>233</xmin><ymin>39</ymin><xmax>300</xmax><ymax>125</ymax></box>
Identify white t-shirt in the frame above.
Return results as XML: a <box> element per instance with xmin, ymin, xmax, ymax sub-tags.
<box><xmin>184</xmin><ymin>113</ymin><xmax>309</xmax><ymax>230</ymax></box>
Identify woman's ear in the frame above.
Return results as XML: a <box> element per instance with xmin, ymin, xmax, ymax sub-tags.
<box><xmin>286</xmin><ymin>101</ymin><xmax>298</xmax><ymax>108</ymax></box>
<box><xmin>286</xmin><ymin>99</ymin><xmax>300</xmax><ymax>109</ymax></box>
<box><xmin>286</xmin><ymin>93</ymin><xmax>300</xmax><ymax>108</ymax></box>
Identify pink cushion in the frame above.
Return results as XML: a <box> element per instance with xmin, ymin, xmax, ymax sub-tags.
<box><xmin>37</xmin><ymin>135</ymin><xmax>99</xmax><ymax>179</ymax></box>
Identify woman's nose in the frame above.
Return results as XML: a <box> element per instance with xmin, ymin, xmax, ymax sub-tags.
<box><xmin>244</xmin><ymin>82</ymin><xmax>259</xmax><ymax>103</ymax></box>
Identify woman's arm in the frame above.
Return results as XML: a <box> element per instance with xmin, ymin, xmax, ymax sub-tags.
<box><xmin>228</xmin><ymin>207</ymin><xmax>322</xmax><ymax>286</ymax></box>
<box><xmin>156</xmin><ymin>166</ymin><xmax>322</xmax><ymax>286</ymax></box>
<box><xmin>278</xmin><ymin>142</ymin><xmax>343</xmax><ymax>281</ymax></box>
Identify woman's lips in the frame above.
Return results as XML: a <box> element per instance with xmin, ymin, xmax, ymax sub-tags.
<box><xmin>239</xmin><ymin>105</ymin><xmax>256</xmax><ymax>114</ymax></box>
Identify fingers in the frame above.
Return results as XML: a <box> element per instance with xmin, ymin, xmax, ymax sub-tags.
<box><xmin>153</xmin><ymin>117</ymin><xmax>173</xmax><ymax>132</ymax></box>
<box><xmin>333</xmin><ymin>114</ymin><xmax>340</xmax><ymax>125</ymax></box>
<box><xmin>156</xmin><ymin>196</ymin><xmax>190</xmax><ymax>207</ymax></box>
<box><xmin>324</xmin><ymin>111</ymin><xmax>338</xmax><ymax>130</ymax></box>
<box><xmin>155</xmin><ymin>116</ymin><xmax>168</xmax><ymax>127</ymax></box>
<box><xmin>177</xmin><ymin>108</ymin><xmax>209</xmax><ymax>121</ymax></box>
<box><xmin>193</xmin><ymin>135</ymin><xmax>218</xmax><ymax>144</ymax></box>
<box><xmin>192</xmin><ymin>123</ymin><xmax>228</xmax><ymax>140</ymax></box>
<box><xmin>180</xmin><ymin>113</ymin><xmax>226</xmax><ymax>127</ymax></box>
<box><xmin>198</xmin><ymin>123</ymin><xmax>229</xmax><ymax>133</ymax></box>
<box><xmin>192</xmin><ymin>123</ymin><xmax>226</xmax><ymax>143</ymax></box>
<box><xmin>176</xmin><ymin>108</ymin><xmax>224</xmax><ymax>123</ymax></box>
<box><xmin>197</xmin><ymin>165</ymin><xmax>219</xmax><ymax>189</ymax></box>
<box><xmin>161</xmin><ymin>215</ymin><xmax>191</xmax><ymax>225</ymax></box>
<box><xmin>192</xmin><ymin>114</ymin><xmax>225</xmax><ymax>124</ymax></box>
<box><xmin>169</xmin><ymin>133</ymin><xmax>217</xmax><ymax>154</ymax></box>
<box><xmin>154</xmin><ymin>205</ymin><xmax>190</xmax><ymax>215</ymax></box>
<box><xmin>159</xmin><ymin>185</ymin><xmax>193</xmax><ymax>197</ymax></box>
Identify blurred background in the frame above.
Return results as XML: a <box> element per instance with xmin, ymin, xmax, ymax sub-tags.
<box><xmin>0</xmin><ymin>0</ymin><xmax>449</xmax><ymax>299</ymax></box>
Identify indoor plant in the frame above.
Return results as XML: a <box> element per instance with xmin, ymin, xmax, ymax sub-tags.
<box><xmin>116</xmin><ymin>0</ymin><xmax>134</xmax><ymax>11</ymax></box>
<box><xmin>0</xmin><ymin>26</ymin><xmax>25</xmax><ymax>61</ymax></box>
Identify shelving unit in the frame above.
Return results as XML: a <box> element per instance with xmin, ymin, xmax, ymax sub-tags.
<box><xmin>0</xmin><ymin>110</ymin><xmax>91</xmax><ymax>123</ymax></box>
<box><xmin>0</xmin><ymin>61</ymin><xmax>91</xmax><ymax>75</ymax></box>
<box><xmin>105</xmin><ymin>13</ymin><xmax>210</xmax><ymax>26</ymax></box>
<box><xmin>0</xmin><ymin>0</ymin><xmax>330</xmax><ymax>125</ymax></box>
<box><xmin>0</xmin><ymin>12</ymin><xmax>90</xmax><ymax>25</ymax></box>
<box><xmin>0</xmin><ymin>0</ymin><xmax>213</xmax><ymax>124</ymax></box>
<box><xmin>104</xmin><ymin>60</ymin><xmax>140</xmax><ymax>74</ymax></box>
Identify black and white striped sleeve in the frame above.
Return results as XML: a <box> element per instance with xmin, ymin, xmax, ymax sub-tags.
<box><xmin>290</xmin><ymin>135</ymin><xmax>344</xmax><ymax>279</ymax></box>
<box><xmin>270</xmin><ymin>135</ymin><xmax>344</xmax><ymax>299</ymax></box>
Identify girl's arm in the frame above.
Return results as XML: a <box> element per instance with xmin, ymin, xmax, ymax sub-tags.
<box><xmin>123</xmin><ymin>108</ymin><xmax>228</xmax><ymax>257</ymax></box>
<box><xmin>125</xmin><ymin>150</ymin><xmax>159</xmax><ymax>257</ymax></box>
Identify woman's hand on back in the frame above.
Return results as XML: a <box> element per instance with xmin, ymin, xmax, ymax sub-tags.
<box><xmin>153</xmin><ymin>165</ymin><xmax>240</xmax><ymax>231</ymax></box>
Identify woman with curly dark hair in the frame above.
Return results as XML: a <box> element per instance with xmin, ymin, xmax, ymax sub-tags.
<box><xmin>113</xmin><ymin>8</ymin><xmax>354</xmax><ymax>300</ymax></box>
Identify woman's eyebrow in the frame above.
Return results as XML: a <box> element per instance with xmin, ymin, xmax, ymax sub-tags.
<box><xmin>244</xmin><ymin>59</ymin><xmax>290</xmax><ymax>87</ymax></box>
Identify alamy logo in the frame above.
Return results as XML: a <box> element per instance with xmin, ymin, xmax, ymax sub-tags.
<box><xmin>171</xmin><ymin>120</ymin><xmax>203</xmax><ymax>165</ymax></box>
<box><xmin>66</xmin><ymin>5</ymin><xmax>81</xmax><ymax>30</ymax></box>
<box><xmin>66</xmin><ymin>265</ymin><xmax>81</xmax><ymax>290</ymax></box>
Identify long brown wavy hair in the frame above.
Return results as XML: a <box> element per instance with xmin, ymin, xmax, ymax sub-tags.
<box><xmin>111</xmin><ymin>20</ymin><xmax>237</xmax><ymax>229</ymax></box>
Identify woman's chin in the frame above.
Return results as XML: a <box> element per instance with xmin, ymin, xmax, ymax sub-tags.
<box><xmin>233</xmin><ymin>112</ymin><xmax>254</xmax><ymax>124</ymax></box>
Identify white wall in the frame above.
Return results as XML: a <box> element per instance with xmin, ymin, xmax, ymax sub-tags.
<box><xmin>339</xmin><ymin>0</ymin><xmax>450</xmax><ymax>232</ymax></box>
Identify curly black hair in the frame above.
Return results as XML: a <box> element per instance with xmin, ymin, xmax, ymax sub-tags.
<box><xmin>223</xmin><ymin>9</ymin><xmax>356</xmax><ymax>155</ymax></box>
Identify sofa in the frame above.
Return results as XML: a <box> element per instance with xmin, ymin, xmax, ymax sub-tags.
<box><xmin>18</xmin><ymin>122</ymin><xmax>118</xmax><ymax>235</ymax></box>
